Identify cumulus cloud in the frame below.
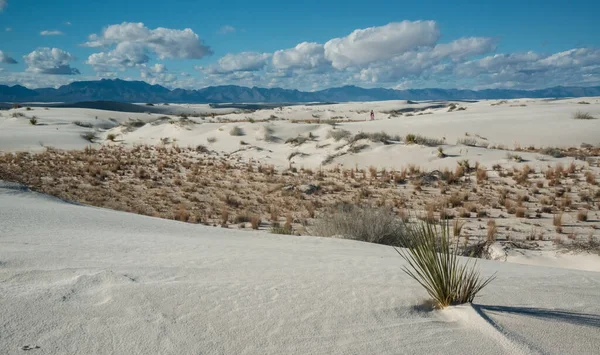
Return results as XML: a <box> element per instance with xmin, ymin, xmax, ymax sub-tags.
<box><xmin>0</xmin><ymin>50</ymin><xmax>18</xmax><ymax>64</ymax></box>
<box><xmin>218</xmin><ymin>25</ymin><xmax>236</xmax><ymax>35</ymax></box>
<box><xmin>84</xmin><ymin>22</ymin><xmax>212</xmax><ymax>74</ymax></box>
<box><xmin>40</xmin><ymin>30</ymin><xmax>64</xmax><ymax>36</ymax></box>
<box><xmin>272</xmin><ymin>42</ymin><xmax>329</xmax><ymax>70</ymax></box>
<box><xmin>0</xmin><ymin>0</ymin><xmax>6</xmax><ymax>12</ymax></box>
<box><xmin>202</xmin><ymin>52</ymin><xmax>271</xmax><ymax>74</ymax></box>
<box><xmin>324</xmin><ymin>21</ymin><xmax>440</xmax><ymax>69</ymax></box>
<box><xmin>5</xmin><ymin>27</ymin><xmax>12</xmax><ymax>32</ymax></box>
<box><xmin>357</xmin><ymin>37</ymin><xmax>497</xmax><ymax>83</ymax></box>
<box><xmin>24</xmin><ymin>48</ymin><xmax>80</xmax><ymax>75</ymax></box>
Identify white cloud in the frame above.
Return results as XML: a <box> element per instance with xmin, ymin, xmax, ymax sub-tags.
<box><xmin>5</xmin><ymin>27</ymin><xmax>12</xmax><ymax>32</ymax></box>
<box><xmin>0</xmin><ymin>50</ymin><xmax>18</xmax><ymax>64</ymax></box>
<box><xmin>140</xmin><ymin>63</ymin><xmax>177</xmax><ymax>85</ymax></box>
<box><xmin>84</xmin><ymin>22</ymin><xmax>212</xmax><ymax>59</ymax></box>
<box><xmin>218</xmin><ymin>25</ymin><xmax>236</xmax><ymax>35</ymax></box>
<box><xmin>65</xmin><ymin>21</ymin><xmax>72</xmax><ymax>26</ymax></box>
<box><xmin>324</xmin><ymin>21</ymin><xmax>440</xmax><ymax>69</ymax></box>
<box><xmin>0</xmin><ymin>0</ymin><xmax>6</xmax><ymax>12</ymax></box>
<box><xmin>23</xmin><ymin>48</ymin><xmax>80</xmax><ymax>75</ymax></box>
<box><xmin>272</xmin><ymin>42</ymin><xmax>329</xmax><ymax>70</ymax></box>
<box><xmin>356</xmin><ymin>37</ymin><xmax>497</xmax><ymax>83</ymax></box>
<box><xmin>40</xmin><ymin>30</ymin><xmax>64</xmax><ymax>36</ymax></box>
<box><xmin>86</xmin><ymin>42</ymin><xmax>149</xmax><ymax>72</ymax></box>
<box><xmin>84</xmin><ymin>22</ymin><xmax>212</xmax><ymax>75</ymax></box>
<box><xmin>202</xmin><ymin>52</ymin><xmax>271</xmax><ymax>74</ymax></box>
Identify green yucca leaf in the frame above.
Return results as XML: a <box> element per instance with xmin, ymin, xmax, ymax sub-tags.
<box><xmin>394</xmin><ymin>220</ymin><xmax>496</xmax><ymax>308</ymax></box>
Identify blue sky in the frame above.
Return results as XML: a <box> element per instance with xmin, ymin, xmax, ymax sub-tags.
<box><xmin>0</xmin><ymin>0</ymin><xmax>599</xmax><ymax>90</ymax></box>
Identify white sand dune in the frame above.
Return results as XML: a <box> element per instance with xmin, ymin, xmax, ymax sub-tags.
<box><xmin>2</xmin><ymin>97</ymin><xmax>599</xmax><ymax>171</ymax></box>
<box><xmin>1</xmin><ymin>181</ymin><xmax>600</xmax><ymax>354</ymax></box>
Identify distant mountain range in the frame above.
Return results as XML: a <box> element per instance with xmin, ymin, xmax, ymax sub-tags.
<box><xmin>1</xmin><ymin>79</ymin><xmax>600</xmax><ymax>103</ymax></box>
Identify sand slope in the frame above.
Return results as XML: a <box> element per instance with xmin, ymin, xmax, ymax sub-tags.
<box><xmin>1</xmin><ymin>182</ymin><xmax>600</xmax><ymax>354</ymax></box>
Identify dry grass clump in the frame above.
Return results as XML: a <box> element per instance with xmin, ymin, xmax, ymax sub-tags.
<box><xmin>572</xmin><ymin>111</ymin><xmax>596</xmax><ymax>120</ymax></box>
<box><xmin>327</xmin><ymin>129</ymin><xmax>352</xmax><ymax>142</ymax></box>
<box><xmin>229</xmin><ymin>126</ymin><xmax>245</xmax><ymax>136</ymax></box>
<box><xmin>553</xmin><ymin>212</ymin><xmax>564</xmax><ymax>233</ymax></box>
<box><xmin>394</xmin><ymin>221</ymin><xmax>496</xmax><ymax>309</ymax></box>
<box><xmin>487</xmin><ymin>220</ymin><xmax>498</xmax><ymax>242</ymax></box>
<box><xmin>311</xmin><ymin>204</ymin><xmax>406</xmax><ymax>246</ymax></box>
<box><xmin>577</xmin><ymin>210</ymin><xmax>588</xmax><ymax>222</ymax></box>
<box><xmin>405</xmin><ymin>134</ymin><xmax>444</xmax><ymax>146</ymax></box>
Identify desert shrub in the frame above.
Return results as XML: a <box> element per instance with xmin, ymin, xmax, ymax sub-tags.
<box><xmin>81</xmin><ymin>132</ymin><xmax>97</xmax><ymax>142</ymax></box>
<box><xmin>230</xmin><ymin>126</ymin><xmax>245</xmax><ymax>136</ymax></box>
<box><xmin>327</xmin><ymin>129</ymin><xmax>352</xmax><ymax>142</ymax></box>
<box><xmin>350</xmin><ymin>131</ymin><xmax>392</xmax><ymax>144</ymax></box>
<box><xmin>196</xmin><ymin>145</ymin><xmax>209</xmax><ymax>153</ymax></box>
<box><xmin>487</xmin><ymin>220</ymin><xmax>498</xmax><ymax>242</ymax></box>
<box><xmin>405</xmin><ymin>134</ymin><xmax>444</xmax><ymax>146</ymax></box>
<box><xmin>262</xmin><ymin>125</ymin><xmax>277</xmax><ymax>142</ymax></box>
<box><xmin>270</xmin><ymin>223</ymin><xmax>293</xmax><ymax>235</ymax></box>
<box><xmin>29</xmin><ymin>117</ymin><xmax>38</xmax><ymax>125</ymax></box>
<box><xmin>286</xmin><ymin>135</ymin><xmax>309</xmax><ymax>146</ymax></box>
<box><xmin>540</xmin><ymin>147</ymin><xmax>565</xmax><ymax>158</ymax></box>
<box><xmin>573</xmin><ymin>111</ymin><xmax>596</xmax><ymax>120</ymax></box>
<box><xmin>106</xmin><ymin>133</ymin><xmax>117</xmax><ymax>141</ymax></box>
<box><xmin>73</xmin><ymin>120</ymin><xmax>93</xmax><ymax>128</ymax></box>
<box><xmin>457</xmin><ymin>138</ymin><xmax>489</xmax><ymax>148</ymax></box>
<box><xmin>250</xmin><ymin>216</ymin><xmax>261</xmax><ymax>230</ymax></box>
<box><xmin>577</xmin><ymin>210</ymin><xmax>588</xmax><ymax>222</ymax></box>
<box><xmin>310</xmin><ymin>204</ymin><xmax>406</xmax><ymax>246</ymax></box>
<box><xmin>207</xmin><ymin>136</ymin><xmax>217</xmax><ymax>144</ymax></box>
<box><xmin>394</xmin><ymin>221</ymin><xmax>496</xmax><ymax>308</ymax></box>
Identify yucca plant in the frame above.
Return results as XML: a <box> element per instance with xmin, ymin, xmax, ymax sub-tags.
<box><xmin>394</xmin><ymin>221</ymin><xmax>496</xmax><ymax>308</ymax></box>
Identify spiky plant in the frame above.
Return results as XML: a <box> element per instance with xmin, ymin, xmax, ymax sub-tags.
<box><xmin>394</xmin><ymin>221</ymin><xmax>496</xmax><ymax>308</ymax></box>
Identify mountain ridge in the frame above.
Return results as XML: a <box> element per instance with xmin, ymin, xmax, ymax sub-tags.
<box><xmin>1</xmin><ymin>79</ymin><xmax>600</xmax><ymax>103</ymax></box>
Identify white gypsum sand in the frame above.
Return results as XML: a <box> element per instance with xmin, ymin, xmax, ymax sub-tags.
<box><xmin>1</xmin><ymin>181</ymin><xmax>600</xmax><ymax>355</ymax></box>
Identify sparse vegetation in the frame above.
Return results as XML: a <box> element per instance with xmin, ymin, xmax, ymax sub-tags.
<box><xmin>81</xmin><ymin>132</ymin><xmax>97</xmax><ymax>142</ymax></box>
<box><xmin>73</xmin><ymin>121</ymin><xmax>93</xmax><ymax>128</ymax></box>
<box><xmin>311</xmin><ymin>204</ymin><xmax>406</xmax><ymax>246</ymax></box>
<box><xmin>327</xmin><ymin>129</ymin><xmax>352</xmax><ymax>142</ymax></box>
<box><xmin>394</xmin><ymin>221</ymin><xmax>496</xmax><ymax>309</ymax></box>
<box><xmin>572</xmin><ymin>111</ymin><xmax>595</xmax><ymax>120</ymax></box>
<box><xmin>230</xmin><ymin>126</ymin><xmax>245</xmax><ymax>136</ymax></box>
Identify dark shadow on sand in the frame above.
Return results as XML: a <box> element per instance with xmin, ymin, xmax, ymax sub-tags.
<box><xmin>473</xmin><ymin>304</ymin><xmax>600</xmax><ymax>328</ymax></box>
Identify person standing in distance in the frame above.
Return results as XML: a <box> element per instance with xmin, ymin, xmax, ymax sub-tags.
<box><xmin>370</xmin><ymin>110</ymin><xmax>375</xmax><ymax>121</ymax></box>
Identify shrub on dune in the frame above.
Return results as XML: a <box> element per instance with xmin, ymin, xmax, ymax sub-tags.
<box><xmin>394</xmin><ymin>221</ymin><xmax>496</xmax><ymax>309</ymax></box>
<box><xmin>311</xmin><ymin>204</ymin><xmax>406</xmax><ymax>246</ymax></box>
<box><xmin>229</xmin><ymin>126</ymin><xmax>245</xmax><ymax>136</ymax></box>
<box><xmin>572</xmin><ymin>111</ymin><xmax>596</xmax><ymax>120</ymax></box>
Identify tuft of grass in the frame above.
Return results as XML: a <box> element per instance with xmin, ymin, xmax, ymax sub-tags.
<box><xmin>311</xmin><ymin>204</ymin><xmax>406</xmax><ymax>246</ymax></box>
<box><xmin>405</xmin><ymin>134</ymin><xmax>444</xmax><ymax>147</ymax></box>
<box><xmin>577</xmin><ymin>210</ymin><xmax>588</xmax><ymax>222</ymax></box>
<box><xmin>230</xmin><ymin>126</ymin><xmax>245</xmax><ymax>136</ymax></box>
<box><xmin>81</xmin><ymin>131</ymin><xmax>97</xmax><ymax>142</ymax></box>
<box><xmin>394</xmin><ymin>221</ymin><xmax>496</xmax><ymax>309</ymax></box>
<box><xmin>73</xmin><ymin>120</ymin><xmax>93</xmax><ymax>128</ymax></box>
<box><xmin>327</xmin><ymin>129</ymin><xmax>352</xmax><ymax>142</ymax></box>
<box><xmin>553</xmin><ymin>212</ymin><xmax>563</xmax><ymax>233</ymax></box>
<box><xmin>29</xmin><ymin>117</ymin><xmax>38</xmax><ymax>125</ymax></box>
<box><xmin>207</xmin><ymin>136</ymin><xmax>217</xmax><ymax>144</ymax></box>
<box><xmin>106</xmin><ymin>133</ymin><xmax>117</xmax><ymax>141</ymax></box>
<box><xmin>573</xmin><ymin>111</ymin><xmax>596</xmax><ymax>120</ymax></box>
<box><xmin>487</xmin><ymin>220</ymin><xmax>498</xmax><ymax>242</ymax></box>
